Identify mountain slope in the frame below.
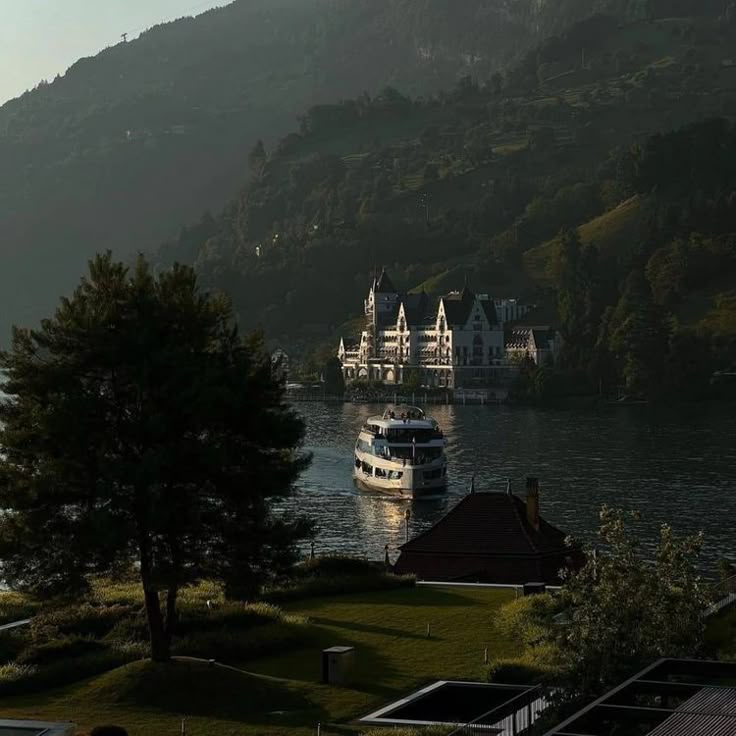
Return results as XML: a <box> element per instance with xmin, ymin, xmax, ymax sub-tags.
<box><xmin>0</xmin><ymin>0</ymin><xmax>630</xmax><ymax>341</ymax></box>
<box><xmin>155</xmin><ymin>10</ymin><xmax>736</xmax><ymax>355</ymax></box>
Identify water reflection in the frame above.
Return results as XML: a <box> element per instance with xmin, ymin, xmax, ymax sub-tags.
<box><xmin>279</xmin><ymin>402</ymin><xmax>736</xmax><ymax>572</ymax></box>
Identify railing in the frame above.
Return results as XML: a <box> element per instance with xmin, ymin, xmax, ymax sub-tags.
<box><xmin>447</xmin><ymin>685</ymin><xmax>549</xmax><ymax>736</ymax></box>
<box><xmin>707</xmin><ymin>574</ymin><xmax>736</xmax><ymax>617</ymax></box>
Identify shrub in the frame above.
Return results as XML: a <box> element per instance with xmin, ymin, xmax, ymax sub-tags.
<box><xmin>264</xmin><ymin>571</ymin><xmax>414</xmax><ymax>603</ymax></box>
<box><xmin>0</xmin><ymin>648</ymin><xmax>137</xmax><ymax>696</ymax></box>
<box><xmin>484</xmin><ymin>646</ymin><xmax>561</xmax><ymax>685</ymax></box>
<box><xmin>292</xmin><ymin>555</ymin><xmax>383</xmax><ymax>578</ymax></box>
<box><xmin>31</xmin><ymin>603</ymin><xmax>134</xmax><ymax>640</ymax></box>
<box><xmin>0</xmin><ymin>592</ymin><xmax>40</xmax><ymax>625</ymax></box>
<box><xmin>0</xmin><ymin>662</ymin><xmax>38</xmax><ymax>685</ymax></box>
<box><xmin>494</xmin><ymin>594</ymin><xmax>560</xmax><ymax>647</ymax></box>
<box><xmin>172</xmin><ymin>621</ymin><xmax>309</xmax><ymax>663</ymax></box>
<box><xmin>0</xmin><ymin>631</ymin><xmax>29</xmax><ymax>663</ymax></box>
<box><xmin>175</xmin><ymin>601</ymin><xmax>298</xmax><ymax>635</ymax></box>
<box><xmin>17</xmin><ymin>635</ymin><xmax>106</xmax><ymax>666</ymax></box>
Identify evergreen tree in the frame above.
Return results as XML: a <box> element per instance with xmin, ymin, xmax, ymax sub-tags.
<box><xmin>0</xmin><ymin>253</ymin><xmax>311</xmax><ymax>662</ymax></box>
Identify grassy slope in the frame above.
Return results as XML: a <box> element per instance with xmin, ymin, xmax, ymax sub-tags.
<box><xmin>523</xmin><ymin>196</ymin><xmax>644</xmax><ymax>282</ymax></box>
<box><xmin>0</xmin><ymin>586</ymin><xmax>516</xmax><ymax>736</ymax></box>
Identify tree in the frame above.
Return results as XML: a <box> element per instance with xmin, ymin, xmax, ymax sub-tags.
<box><xmin>322</xmin><ymin>357</ymin><xmax>346</xmax><ymax>395</ymax></box>
<box><xmin>608</xmin><ymin>270</ymin><xmax>671</xmax><ymax>396</ymax></box>
<box><xmin>553</xmin><ymin>230</ymin><xmax>601</xmax><ymax>370</ymax></box>
<box><xmin>553</xmin><ymin>506</ymin><xmax>707</xmax><ymax>701</ymax></box>
<box><xmin>248</xmin><ymin>139</ymin><xmax>267</xmax><ymax>173</ymax></box>
<box><xmin>0</xmin><ymin>254</ymin><xmax>311</xmax><ymax>662</ymax></box>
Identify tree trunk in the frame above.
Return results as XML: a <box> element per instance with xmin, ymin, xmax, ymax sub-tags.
<box><xmin>144</xmin><ymin>589</ymin><xmax>170</xmax><ymax>663</ymax></box>
<box><xmin>165</xmin><ymin>587</ymin><xmax>178</xmax><ymax>645</ymax></box>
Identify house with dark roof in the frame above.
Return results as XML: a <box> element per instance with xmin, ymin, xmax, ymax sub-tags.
<box><xmin>338</xmin><ymin>269</ymin><xmax>533</xmax><ymax>389</ymax></box>
<box><xmin>506</xmin><ymin>327</ymin><xmax>561</xmax><ymax>366</ymax></box>
<box><xmin>394</xmin><ymin>478</ymin><xmax>583</xmax><ymax>585</ymax></box>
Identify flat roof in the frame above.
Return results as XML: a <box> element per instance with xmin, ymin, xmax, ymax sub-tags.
<box><xmin>542</xmin><ymin>659</ymin><xmax>736</xmax><ymax>736</ymax></box>
<box><xmin>0</xmin><ymin>721</ymin><xmax>75</xmax><ymax>736</ymax></box>
<box><xmin>361</xmin><ymin>680</ymin><xmax>548</xmax><ymax>731</ymax></box>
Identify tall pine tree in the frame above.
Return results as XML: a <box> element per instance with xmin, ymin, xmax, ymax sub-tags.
<box><xmin>0</xmin><ymin>253</ymin><xmax>311</xmax><ymax>662</ymax></box>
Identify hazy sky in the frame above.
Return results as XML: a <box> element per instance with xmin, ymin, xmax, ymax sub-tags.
<box><xmin>0</xmin><ymin>0</ymin><xmax>230</xmax><ymax>105</ymax></box>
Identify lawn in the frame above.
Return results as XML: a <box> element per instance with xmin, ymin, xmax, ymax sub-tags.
<box><xmin>0</xmin><ymin>585</ymin><xmax>517</xmax><ymax>736</ymax></box>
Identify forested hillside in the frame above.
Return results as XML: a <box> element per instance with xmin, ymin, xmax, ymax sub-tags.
<box><xmin>158</xmin><ymin>9</ymin><xmax>736</xmax><ymax>399</ymax></box>
<box><xmin>0</xmin><ymin>0</ymin><xmax>646</xmax><ymax>340</ymax></box>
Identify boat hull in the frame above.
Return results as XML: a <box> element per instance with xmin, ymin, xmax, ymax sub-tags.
<box><xmin>353</xmin><ymin>470</ymin><xmax>447</xmax><ymax>499</ymax></box>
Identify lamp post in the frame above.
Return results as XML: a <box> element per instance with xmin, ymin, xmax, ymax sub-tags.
<box><xmin>404</xmin><ymin>508</ymin><xmax>412</xmax><ymax>543</ymax></box>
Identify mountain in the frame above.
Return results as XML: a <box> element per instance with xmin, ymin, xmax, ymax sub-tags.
<box><xmin>156</xmin><ymin>8</ymin><xmax>736</xmax><ymax>398</ymax></box>
<box><xmin>158</xmin><ymin>9</ymin><xmax>736</xmax><ymax>338</ymax></box>
<box><xmin>0</xmin><ymin>0</ymin><xmax>647</xmax><ymax>341</ymax></box>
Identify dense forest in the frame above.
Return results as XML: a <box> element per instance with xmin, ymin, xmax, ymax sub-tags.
<box><xmin>0</xmin><ymin>0</ymin><xmax>649</xmax><ymax>341</ymax></box>
<box><xmin>157</xmin><ymin>8</ymin><xmax>736</xmax><ymax>400</ymax></box>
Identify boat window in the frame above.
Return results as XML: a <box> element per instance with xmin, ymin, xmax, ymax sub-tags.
<box><xmin>375</xmin><ymin>468</ymin><xmax>387</xmax><ymax>478</ymax></box>
<box><xmin>355</xmin><ymin>457</ymin><xmax>361</xmax><ymax>468</ymax></box>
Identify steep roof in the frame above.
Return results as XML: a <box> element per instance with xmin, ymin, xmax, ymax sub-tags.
<box><xmin>402</xmin><ymin>291</ymin><xmax>433</xmax><ymax>325</ymax></box>
<box><xmin>531</xmin><ymin>329</ymin><xmax>556</xmax><ymax>350</ymax></box>
<box><xmin>375</xmin><ymin>268</ymin><xmax>397</xmax><ymax>294</ymax></box>
<box><xmin>441</xmin><ymin>288</ymin><xmax>476</xmax><ymax>326</ymax></box>
<box><xmin>480</xmin><ymin>298</ymin><xmax>499</xmax><ymax>326</ymax></box>
<box><xmin>399</xmin><ymin>492</ymin><xmax>569</xmax><ymax>557</ymax></box>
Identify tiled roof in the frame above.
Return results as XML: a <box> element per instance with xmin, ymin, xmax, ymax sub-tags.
<box><xmin>399</xmin><ymin>492</ymin><xmax>569</xmax><ymax>557</ymax></box>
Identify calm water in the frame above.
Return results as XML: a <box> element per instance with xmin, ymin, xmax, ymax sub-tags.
<box><xmin>283</xmin><ymin>402</ymin><xmax>736</xmax><ymax>573</ymax></box>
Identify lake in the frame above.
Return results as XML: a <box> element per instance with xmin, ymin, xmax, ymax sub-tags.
<box><xmin>283</xmin><ymin>402</ymin><xmax>736</xmax><ymax>574</ymax></box>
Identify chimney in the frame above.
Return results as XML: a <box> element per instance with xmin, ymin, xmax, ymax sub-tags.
<box><xmin>526</xmin><ymin>477</ymin><xmax>540</xmax><ymax>531</ymax></box>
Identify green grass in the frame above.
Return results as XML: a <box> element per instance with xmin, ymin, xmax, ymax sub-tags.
<box><xmin>524</xmin><ymin>195</ymin><xmax>643</xmax><ymax>281</ymax></box>
<box><xmin>0</xmin><ymin>585</ymin><xmax>516</xmax><ymax>736</ymax></box>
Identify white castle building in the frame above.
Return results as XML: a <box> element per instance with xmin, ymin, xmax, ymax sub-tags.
<box><xmin>338</xmin><ymin>269</ymin><xmax>535</xmax><ymax>389</ymax></box>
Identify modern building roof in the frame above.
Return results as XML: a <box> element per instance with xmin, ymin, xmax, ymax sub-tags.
<box><xmin>394</xmin><ymin>484</ymin><xmax>582</xmax><ymax>584</ymax></box>
<box><xmin>542</xmin><ymin>658</ymin><xmax>736</xmax><ymax>736</ymax></box>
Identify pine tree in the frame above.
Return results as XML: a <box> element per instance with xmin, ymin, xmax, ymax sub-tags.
<box><xmin>0</xmin><ymin>253</ymin><xmax>311</xmax><ymax>662</ymax></box>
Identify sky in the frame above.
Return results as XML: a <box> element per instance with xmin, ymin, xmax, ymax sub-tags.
<box><xmin>0</xmin><ymin>0</ymin><xmax>230</xmax><ymax>105</ymax></box>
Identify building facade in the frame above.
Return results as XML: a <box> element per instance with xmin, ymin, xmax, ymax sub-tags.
<box><xmin>505</xmin><ymin>328</ymin><xmax>561</xmax><ymax>366</ymax></box>
<box><xmin>338</xmin><ymin>270</ymin><xmax>533</xmax><ymax>389</ymax></box>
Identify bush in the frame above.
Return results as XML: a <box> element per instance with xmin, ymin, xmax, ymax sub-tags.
<box><xmin>292</xmin><ymin>555</ymin><xmax>384</xmax><ymax>578</ymax></box>
<box><xmin>0</xmin><ymin>592</ymin><xmax>40</xmax><ymax>626</ymax></box>
<box><xmin>0</xmin><ymin>662</ymin><xmax>38</xmax><ymax>685</ymax></box>
<box><xmin>17</xmin><ymin>635</ymin><xmax>106</xmax><ymax>666</ymax></box>
<box><xmin>0</xmin><ymin>648</ymin><xmax>138</xmax><ymax>696</ymax></box>
<box><xmin>0</xmin><ymin>631</ymin><xmax>28</xmax><ymax>663</ymax></box>
<box><xmin>484</xmin><ymin>647</ymin><xmax>560</xmax><ymax>685</ymax></box>
<box><xmin>32</xmin><ymin>603</ymin><xmax>134</xmax><ymax>640</ymax></box>
<box><xmin>172</xmin><ymin>621</ymin><xmax>309</xmax><ymax>663</ymax></box>
<box><xmin>176</xmin><ymin>601</ymin><xmax>303</xmax><ymax>635</ymax></box>
<box><xmin>264</xmin><ymin>572</ymin><xmax>414</xmax><ymax>604</ymax></box>
<box><xmin>494</xmin><ymin>594</ymin><xmax>560</xmax><ymax>647</ymax></box>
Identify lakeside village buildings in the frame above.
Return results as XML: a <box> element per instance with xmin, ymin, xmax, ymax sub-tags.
<box><xmin>337</xmin><ymin>269</ymin><xmax>560</xmax><ymax>389</ymax></box>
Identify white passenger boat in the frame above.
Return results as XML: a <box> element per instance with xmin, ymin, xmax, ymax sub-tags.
<box><xmin>353</xmin><ymin>406</ymin><xmax>448</xmax><ymax>499</ymax></box>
